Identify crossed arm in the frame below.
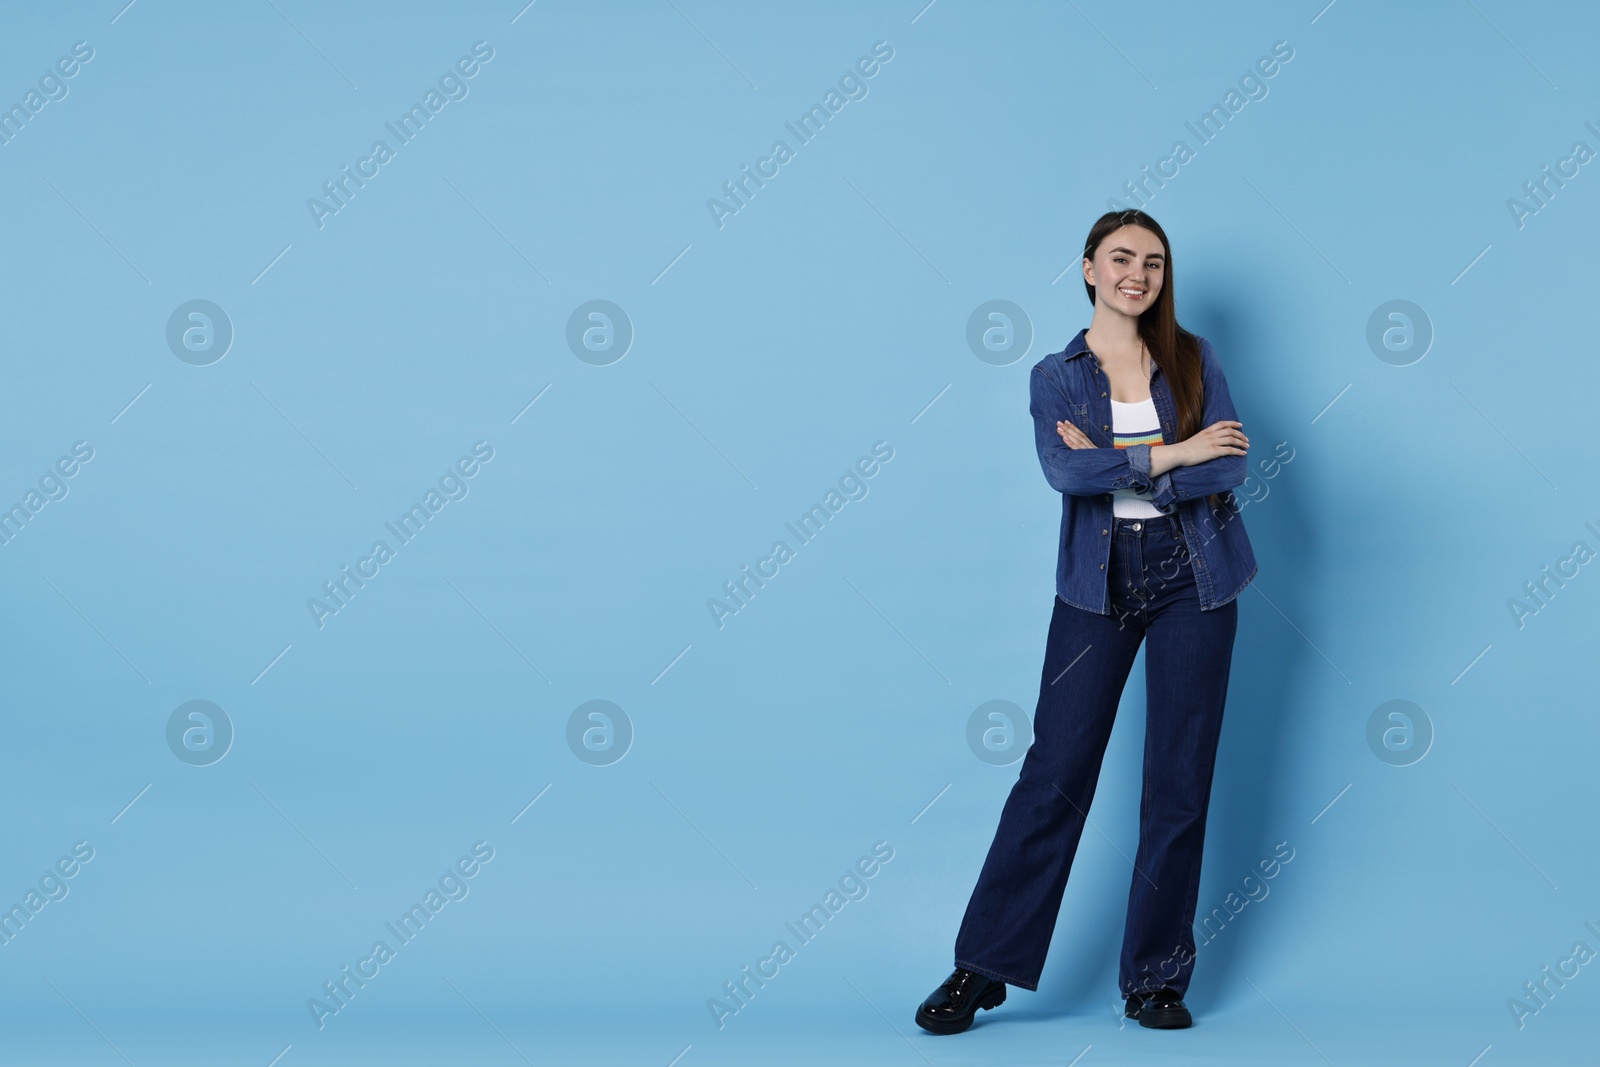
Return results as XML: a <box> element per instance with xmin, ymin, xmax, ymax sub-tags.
<box><xmin>1029</xmin><ymin>339</ymin><xmax>1249</xmax><ymax>512</ymax></box>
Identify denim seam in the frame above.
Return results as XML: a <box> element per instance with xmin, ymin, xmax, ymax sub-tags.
<box><xmin>1124</xmin><ymin>720</ymin><xmax>1156</xmax><ymax>979</ymax></box>
<box><xmin>1177</xmin><ymin>513</ymin><xmax>1218</xmax><ymax>608</ymax></box>
<box><xmin>1175</xmin><ymin>783</ymin><xmax>1214</xmax><ymax>971</ymax></box>
<box><xmin>1121</xmin><ymin>538</ymin><xmax>1156</xmax><ymax>984</ymax></box>
<box><xmin>1058</xmin><ymin>590</ymin><xmax>1109</xmax><ymax>616</ymax></box>
<box><xmin>1198</xmin><ymin>563</ymin><xmax>1257</xmax><ymax>611</ymax></box>
<box><xmin>1173</xmin><ymin>647</ymin><xmax>1233</xmax><ymax>977</ymax></box>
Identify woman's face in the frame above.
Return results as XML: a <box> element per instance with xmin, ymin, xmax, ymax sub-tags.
<box><xmin>1083</xmin><ymin>225</ymin><xmax>1165</xmax><ymax>315</ymax></box>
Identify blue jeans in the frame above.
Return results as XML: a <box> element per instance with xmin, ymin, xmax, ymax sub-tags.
<box><xmin>953</xmin><ymin>514</ymin><xmax>1238</xmax><ymax>997</ymax></box>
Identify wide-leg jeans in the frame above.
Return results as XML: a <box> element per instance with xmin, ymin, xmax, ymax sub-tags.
<box><xmin>953</xmin><ymin>513</ymin><xmax>1239</xmax><ymax>997</ymax></box>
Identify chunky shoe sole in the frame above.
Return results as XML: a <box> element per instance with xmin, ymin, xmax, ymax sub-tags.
<box><xmin>915</xmin><ymin>983</ymin><xmax>1006</xmax><ymax>1035</ymax></box>
<box><xmin>1128</xmin><ymin>1000</ymin><xmax>1192</xmax><ymax>1029</ymax></box>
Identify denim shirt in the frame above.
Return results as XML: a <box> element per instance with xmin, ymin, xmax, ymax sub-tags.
<box><xmin>1030</xmin><ymin>328</ymin><xmax>1258</xmax><ymax>613</ymax></box>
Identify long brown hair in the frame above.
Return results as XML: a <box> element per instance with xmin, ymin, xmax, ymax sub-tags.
<box><xmin>1080</xmin><ymin>209</ymin><xmax>1226</xmax><ymax>517</ymax></box>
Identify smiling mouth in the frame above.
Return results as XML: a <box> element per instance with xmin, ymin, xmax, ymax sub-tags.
<box><xmin>1118</xmin><ymin>286</ymin><xmax>1146</xmax><ymax>300</ymax></box>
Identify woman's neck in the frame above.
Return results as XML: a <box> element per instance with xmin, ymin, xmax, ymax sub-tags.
<box><xmin>1084</xmin><ymin>317</ymin><xmax>1144</xmax><ymax>366</ymax></box>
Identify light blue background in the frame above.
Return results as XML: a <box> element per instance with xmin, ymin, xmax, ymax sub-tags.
<box><xmin>1</xmin><ymin>1</ymin><xmax>1596</xmax><ymax>1064</ymax></box>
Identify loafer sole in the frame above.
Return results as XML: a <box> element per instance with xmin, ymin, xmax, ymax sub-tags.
<box><xmin>915</xmin><ymin>984</ymin><xmax>1006</xmax><ymax>1035</ymax></box>
<box><xmin>1137</xmin><ymin>1004</ymin><xmax>1193</xmax><ymax>1029</ymax></box>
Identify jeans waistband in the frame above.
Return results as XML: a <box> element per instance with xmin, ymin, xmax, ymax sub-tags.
<box><xmin>1112</xmin><ymin>514</ymin><xmax>1182</xmax><ymax>540</ymax></box>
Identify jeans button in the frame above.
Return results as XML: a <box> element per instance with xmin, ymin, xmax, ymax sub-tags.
<box><xmin>1131</xmin><ymin>521</ymin><xmax>1141</xmax><ymax>531</ymax></box>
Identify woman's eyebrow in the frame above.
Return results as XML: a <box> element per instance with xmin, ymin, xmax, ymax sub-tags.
<box><xmin>1108</xmin><ymin>246</ymin><xmax>1164</xmax><ymax>260</ymax></box>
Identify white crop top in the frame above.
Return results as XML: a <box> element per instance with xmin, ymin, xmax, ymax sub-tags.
<box><xmin>1110</xmin><ymin>397</ymin><xmax>1165</xmax><ymax>518</ymax></box>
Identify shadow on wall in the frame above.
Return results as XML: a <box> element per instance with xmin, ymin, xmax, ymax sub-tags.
<box><xmin>1180</xmin><ymin>305</ymin><xmax>1316</xmax><ymax>1010</ymax></box>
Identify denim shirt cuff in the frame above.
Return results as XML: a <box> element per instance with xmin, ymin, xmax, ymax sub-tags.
<box><xmin>1148</xmin><ymin>469</ymin><xmax>1178</xmax><ymax>511</ymax></box>
<box><xmin>1123</xmin><ymin>442</ymin><xmax>1153</xmax><ymax>491</ymax></box>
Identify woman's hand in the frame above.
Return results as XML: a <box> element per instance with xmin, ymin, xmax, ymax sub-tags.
<box><xmin>1058</xmin><ymin>416</ymin><xmax>1249</xmax><ymax>464</ymax></box>
<box><xmin>1055</xmin><ymin>419</ymin><xmax>1095</xmax><ymax>450</ymax></box>
<box><xmin>1176</xmin><ymin>420</ymin><xmax>1248</xmax><ymax>464</ymax></box>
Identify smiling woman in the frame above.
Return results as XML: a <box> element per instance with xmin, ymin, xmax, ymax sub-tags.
<box><xmin>919</xmin><ymin>208</ymin><xmax>1259</xmax><ymax>1036</ymax></box>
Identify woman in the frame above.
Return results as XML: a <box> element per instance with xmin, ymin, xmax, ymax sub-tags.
<box><xmin>916</xmin><ymin>209</ymin><xmax>1258</xmax><ymax>1034</ymax></box>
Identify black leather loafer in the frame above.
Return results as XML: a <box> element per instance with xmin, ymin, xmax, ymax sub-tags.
<box><xmin>915</xmin><ymin>967</ymin><xmax>1007</xmax><ymax>1035</ymax></box>
<box><xmin>1124</xmin><ymin>986</ymin><xmax>1192</xmax><ymax>1029</ymax></box>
